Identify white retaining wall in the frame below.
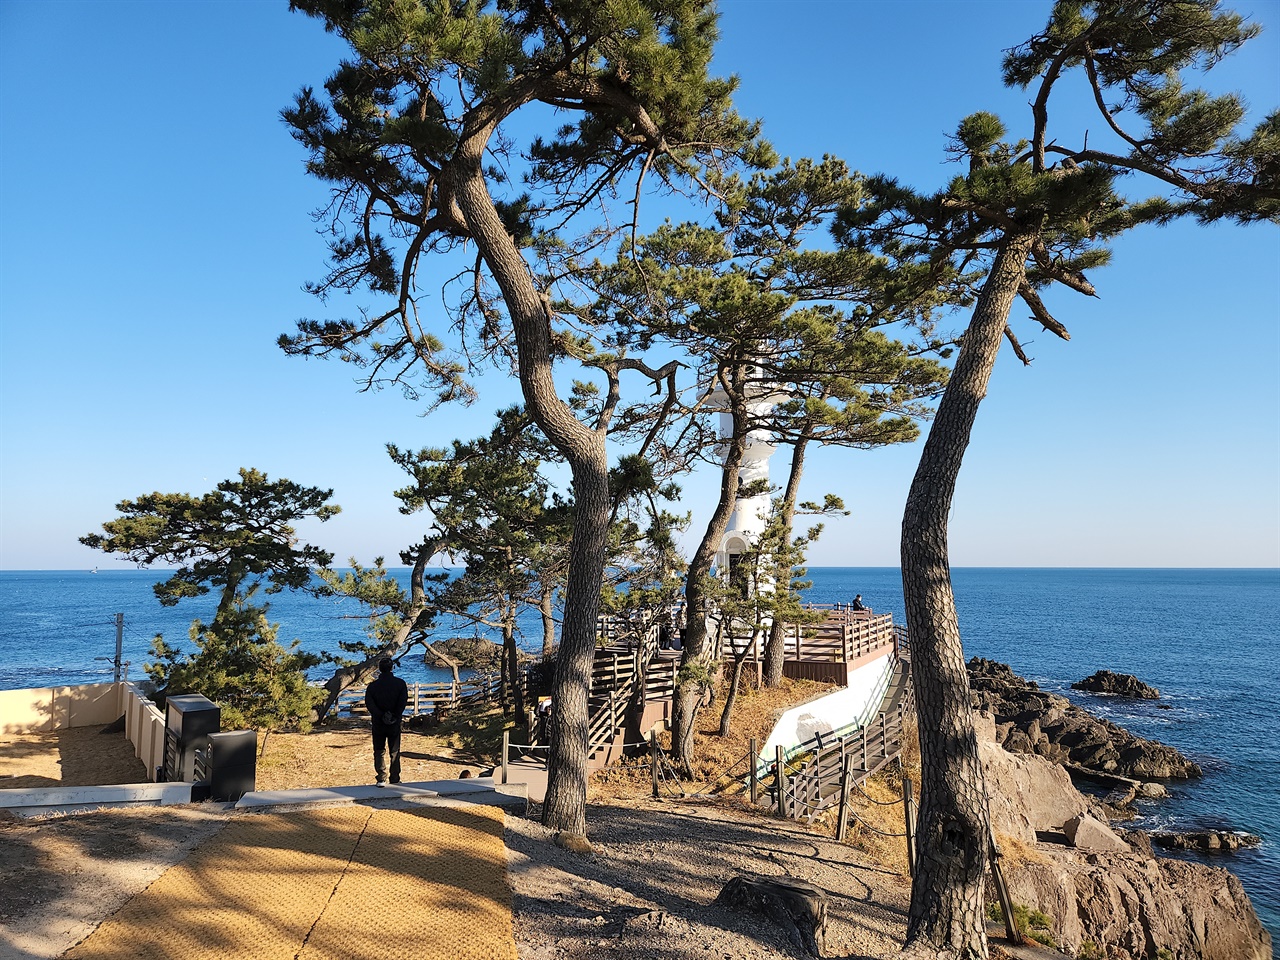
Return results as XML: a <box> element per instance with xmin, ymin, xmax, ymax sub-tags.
<box><xmin>0</xmin><ymin>681</ymin><xmax>166</xmax><ymax>782</ymax></box>
<box><xmin>759</xmin><ymin>649</ymin><xmax>895</xmax><ymax>763</ymax></box>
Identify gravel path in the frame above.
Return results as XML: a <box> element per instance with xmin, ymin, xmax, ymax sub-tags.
<box><xmin>0</xmin><ymin>796</ymin><xmax>910</xmax><ymax>959</ymax></box>
<box><xmin>506</xmin><ymin>799</ymin><xmax>910</xmax><ymax>960</ymax></box>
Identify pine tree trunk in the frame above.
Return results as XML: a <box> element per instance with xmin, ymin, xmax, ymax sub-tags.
<box><xmin>718</xmin><ymin>632</ymin><xmax>758</xmax><ymax>737</ymax></box>
<box><xmin>899</xmin><ymin>234</ymin><xmax>1032</xmax><ymax>959</ymax></box>
<box><xmin>541</xmin><ymin>454</ymin><xmax>610</xmax><ymax>834</ymax></box>
<box><xmin>503</xmin><ymin>612</ymin><xmax>525</xmax><ymax>720</ymax></box>
<box><xmin>672</xmin><ymin>390</ymin><xmax>748</xmax><ymax>775</ymax></box>
<box><xmin>539</xmin><ymin>585</ymin><xmax>556</xmax><ymax>659</ymax></box>
<box><xmin>451</xmin><ymin>136</ymin><xmax>608</xmax><ymax>837</ymax></box>
<box><xmin>764</xmin><ymin>433</ymin><xmax>809</xmax><ymax>687</ymax></box>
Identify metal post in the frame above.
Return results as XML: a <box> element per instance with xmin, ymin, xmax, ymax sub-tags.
<box><xmin>501</xmin><ymin>730</ymin><xmax>509</xmax><ymax>785</ymax></box>
<box><xmin>749</xmin><ymin>737</ymin><xmax>758</xmax><ymax>804</ymax></box>
<box><xmin>836</xmin><ymin>756</ymin><xmax>853</xmax><ymax>842</ymax></box>
<box><xmin>902</xmin><ymin>776</ymin><xmax>917</xmax><ymax>876</ymax></box>
<box><xmin>990</xmin><ymin>841</ymin><xmax>1020</xmax><ymax>943</ymax></box>
<box><xmin>114</xmin><ymin>613</ymin><xmax>124</xmax><ymax>682</ymax></box>
<box><xmin>650</xmin><ymin>731</ymin><xmax>660</xmax><ymax>799</ymax></box>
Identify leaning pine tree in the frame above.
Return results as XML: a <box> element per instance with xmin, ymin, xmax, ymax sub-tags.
<box><xmin>834</xmin><ymin>2</ymin><xmax>1278</xmax><ymax>956</ymax></box>
<box><xmin>282</xmin><ymin>0</ymin><xmax>760</xmax><ymax>835</ymax></box>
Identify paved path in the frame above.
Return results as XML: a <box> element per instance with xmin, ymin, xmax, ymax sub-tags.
<box><xmin>63</xmin><ymin>803</ymin><xmax>517</xmax><ymax>960</ymax></box>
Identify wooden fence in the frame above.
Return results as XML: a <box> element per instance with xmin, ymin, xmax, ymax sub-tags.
<box><xmin>772</xmin><ymin>700</ymin><xmax>910</xmax><ymax>821</ymax></box>
<box><xmin>717</xmin><ymin>609</ymin><xmax>896</xmax><ymax>666</ymax></box>
<box><xmin>335</xmin><ymin>673</ymin><xmax>505</xmax><ymax>718</ymax></box>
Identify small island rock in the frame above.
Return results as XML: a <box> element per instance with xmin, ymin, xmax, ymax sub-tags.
<box><xmin>1072</xmin><ymin>670</ymin><xmax>1160</xmax><ymax>699</ymax></box>
<box><xmin>1151</xmin><ymin>830</ymin><xmax>1263</xmax><ymax>853</ymax></box>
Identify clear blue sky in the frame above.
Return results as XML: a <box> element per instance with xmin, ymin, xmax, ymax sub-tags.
<box><xmin>1</xmin><ymin>0</ymin><xmax>1277</xmax><ymax>571</ymax></box>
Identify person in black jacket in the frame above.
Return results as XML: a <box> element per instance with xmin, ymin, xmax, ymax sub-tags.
<box><xmin>365</xmin><ymin>657</ymin><xmax>408</xmax><ymax>785</ymax></box>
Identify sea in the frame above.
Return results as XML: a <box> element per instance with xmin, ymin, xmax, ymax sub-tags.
<box><xmin>0</xmin><ymin>566</ymin><xmax>1276</xmax><ymax>939</ymax></box>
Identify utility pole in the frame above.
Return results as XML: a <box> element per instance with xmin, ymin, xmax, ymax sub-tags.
<box><xmin>114</xmin><ymin>613</ymin><xmax>124</xmax><ymax>682</ymax></box>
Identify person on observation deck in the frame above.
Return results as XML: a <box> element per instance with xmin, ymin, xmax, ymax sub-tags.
<box><xmin>365</xmin><ymin>657</ymin><xmax>408</xmax><ymax>786</ymax></box>
<box><xmin>851</xmin><ymin>595</ymin><xmax>867</xmax><ymax>612</ymax></box>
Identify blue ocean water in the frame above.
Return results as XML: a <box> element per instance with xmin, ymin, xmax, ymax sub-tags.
<box><xmin>0</xmin><ymin>566</ymin><xmax>1276</xmax><ymax>937</ymax></box>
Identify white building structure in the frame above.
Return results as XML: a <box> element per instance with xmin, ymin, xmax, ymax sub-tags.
<box><xmin>706</xmin><ymin>377</ymin><xmax>783</xmax><ymax>585</ymax></box>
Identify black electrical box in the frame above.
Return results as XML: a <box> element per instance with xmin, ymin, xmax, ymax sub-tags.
<box><xmin>163</xmin><ymin>694</ymin><xmax>221</xmax><ymax>782</ymax></box>
<box><xmin>207</xmin><ymin>729</ymin><xmax>257</xmax><ymax>802</ymax></box>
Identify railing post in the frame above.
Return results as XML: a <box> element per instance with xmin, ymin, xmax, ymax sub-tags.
<box><xmin>861</xmin><ymin>725</ymin><xmax>868</xmax><ymax>771</ymax></box>
<box><xmin>881</xmin><ymin>713</ymin><xmax>888</xmax><ymax>758</ymax></box>
<box><xmin>650</xmin><ymin>731</ymin><xmax>660</xmax><ymax>799</ymax></box>
<box><xmin>501</xmin><ymin>730</ymin><xmax>509</xmax><ymax>785</ymax></box>
<box><xmin>749</xmin><ymin>737</ymin><xmax>759</xmax><ymax>804</ymax></box>
<box><xmin>836</xmin><ymin>756</ymin><xmax>853</xmax><ymax>842</ymax></box>
<box><xmin>990</xmin><ymin>841</ymin><xmax>1020</xmax><ymax>944</ymax></box>
<box><xmin>903</xmin><ymin>775</ymin><xmax>917</xmax><ymax>876</ymax></box>
<box><xmin>775</xmin><ymin>745</ymin><xmax>788</xmax><ymax>818</ymax></box>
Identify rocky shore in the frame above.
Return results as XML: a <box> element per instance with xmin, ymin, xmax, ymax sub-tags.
<box><xmin>967</xmin><ymin>658</ymin><xmax>1201</xmax><ymax>779</ymax></box>
<box><xmin>978</xmin><ymin>711</ymin><xmax>1271</xmax><ymax>959</ymax></box>
<box><xmin>1072</xmin><ymin>669</ymin><xmax>1161</xmax><ymax>700</ymax></box>
<box><xmin>967</xmin><ymin>658</ymin><xmax>1270</xmax><ymax>958</ymax></box>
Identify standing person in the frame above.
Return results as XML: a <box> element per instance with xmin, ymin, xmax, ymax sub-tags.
<box><xmin>851</xmin><ymin>595</ymin><xmax>867</xmax><ymax>612</ymax></box>
<box><xmin>365</xmin><ymin>657</ymin><xmax>408</xmax><ymax>786</ymax></box>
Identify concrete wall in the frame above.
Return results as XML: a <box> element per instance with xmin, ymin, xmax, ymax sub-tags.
<box><xmin>0</xmin><ymin>682</ymin><xmax>166</xmax><ymax>783</ymax></box>
<box><xmin>0</xmin><ymin>682</ymin><xmax>120</xmax><ymax>734</ymax></box>
<box><xmin>121</xmin><ymin>682</ymin><xmax>166</xmax><ymax>782</ymax></box>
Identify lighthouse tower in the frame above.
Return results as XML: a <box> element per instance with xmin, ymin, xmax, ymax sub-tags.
<box><xmin>707</xmin><ymin>382</ymin><xmax>782</xmax><ymax>587</ymax></box>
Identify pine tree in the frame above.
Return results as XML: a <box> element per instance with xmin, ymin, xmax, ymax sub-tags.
<box><xmin>81</xmin><ymin>468</ymin><xmax>339</xmax><ymax>733</ymax></box>
<box><xmin>833</xmin><ymin>3</ymin><xmax>1277</xmax><ymax>955</ymax></box>
<box><xmin>595</xmin><ymin>157</ymin><xmax>952</xmax><ymax>770</ymax></box>
<box><xmin>282</xmin><ymin>0</ymin><xmax>759</xmax><ymax>836</ymax></box>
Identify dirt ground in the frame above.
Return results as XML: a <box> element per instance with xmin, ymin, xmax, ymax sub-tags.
<box><xmin>0</xmin><ymin>682</ymin><xmax>930</xmax><ymax>960</ymax></box>
<box><xmin>0</xmin><ymin>725</ymin><xmax>147</xmax><ymax>789</ymax></box>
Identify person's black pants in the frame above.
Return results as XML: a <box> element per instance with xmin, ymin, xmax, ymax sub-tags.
<box><xmin>371</xmin><ymin>720</ymin><xmax>402</xmax><ymax>784</ymax></box>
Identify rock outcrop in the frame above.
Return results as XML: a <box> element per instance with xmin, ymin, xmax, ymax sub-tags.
<box><xmin>428</xmin><ymin>636</ymin><xmax>530</xmax><ymax>670</ymax></box>
<box><xmin>979</xmin><ymin>712</ymin><xmax>1271</xmax><ymax>960</ymax></box>
<box><xmin>1072</xmin><ymin>670</ymin><xmax>1161</xmax><ymax>699</ymax></box>
<box><xmin>1151</xmin><ymin>830</ymin><xmax>1263</xmax><ymax>853</ymax></box>
<box><xmin>967</xmin><ymin>657</ymin><xmax>1201</xmax><ymax>779</ymax></box>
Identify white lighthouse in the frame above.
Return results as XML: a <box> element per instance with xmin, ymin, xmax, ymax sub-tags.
<box><xmin>706</xmin><ymin>378</ymin><xmax>782</xmax><ymax>586</ymax></box>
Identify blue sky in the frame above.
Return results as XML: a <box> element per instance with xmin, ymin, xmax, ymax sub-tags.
<box><xmin>1</xmin><ymin>0</ymin><xmax>1276</xmax><ymax>571</ymax></box>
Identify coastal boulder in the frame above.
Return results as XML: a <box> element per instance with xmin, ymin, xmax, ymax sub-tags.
<box><xmin>1005</xmin><ymin>852</ymin><xmax>1272</xmax><ymax>960</ymax></box>
<box><xmin>1151</xmin><ymin>831</ymin><xmax>1263</xmax><ymax>853</ymax></box>
<box><xmin>967</xmin><ymin>658</ymin><xmax>1202</xmax><ymax>779</ymax></box>
<box><xmin>979</xmin><ymin>713</ymin><xmax>1089</xmax><ymax>845</ymax></box>
<box><xmin>979</xmin><ymin>713</ymin><xmax>1271</xmax><ymax>960</ymax></box>
<box><xmin>1072</xmin><ymin>670</ymin><xmax>1160</xmax><ymax>699</ymax></box>
<box><xmin>1063</xmin><ymin>813</ymin><xmax>1130</xmax><ymax>852</ymax></box>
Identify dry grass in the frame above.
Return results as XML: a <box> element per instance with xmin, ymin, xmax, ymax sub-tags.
<box><xmin>589</xmin><ymin>676</ymin><xmax>837</xmax><ymax>804</ymax></box>
<box><xmin>0</xmin><ymin>725</ymin><xmax>147</xmax><ymax>789</ymax></box>
<box><xmin>255</xmin><ymin>706</ymin><xmax>515</xmax><ymax>791</ymax></box>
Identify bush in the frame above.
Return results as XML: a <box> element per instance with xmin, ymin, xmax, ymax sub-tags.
<box><xmin>149</xmin><ymin>598</ymin><xmax>322</xmax><ymax>733</ymax></box>
<box><xmin>986</xmin><ymin>900</ymin><xmax>1056</xmax><ymax>948</ymax></box>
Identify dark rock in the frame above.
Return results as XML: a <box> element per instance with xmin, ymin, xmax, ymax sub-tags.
<box><xmin>1151</xmin><ymin>830</ymin><xmax>1263</xmax><ymax>853</ymax></box>
<box><xmin>1072</xmin><ymin>670</ymin><xmax>1160</xmax><ymax>699</ymax></box>
<box><xmin>714</xmin><ymin>874</ymin><xmax>828</xmax><ymax>957</ymax></box>
<box><xmin>966</xmin><ymin>658</ymin><xmax>1201</xmax><ymax>780</ymax></box>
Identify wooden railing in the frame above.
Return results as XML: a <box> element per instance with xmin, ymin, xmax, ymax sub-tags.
<box><xmin>772</xmin><ymin>700</ymin><xmax>910</xmax><ymax>821</ymax></box>
<box><xmin>718</xmin><ymin>609</ymin><xmax>896</xmax><ymax>666</ymax></box>
<box><xmin>336</xmin><ymin>673</ymin><xmax>504</xmax><ymax>718</ymax></box>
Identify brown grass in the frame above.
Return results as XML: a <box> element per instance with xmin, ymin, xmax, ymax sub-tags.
<box><xmin>589</xmin><ymin>676</ymin><xmax>836</xmax><ymax>804</ymax></box>
<box><xmin>255</xmin><ymin>706</ymin><xmax>515</xmax><ymax>791</ymax></box>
